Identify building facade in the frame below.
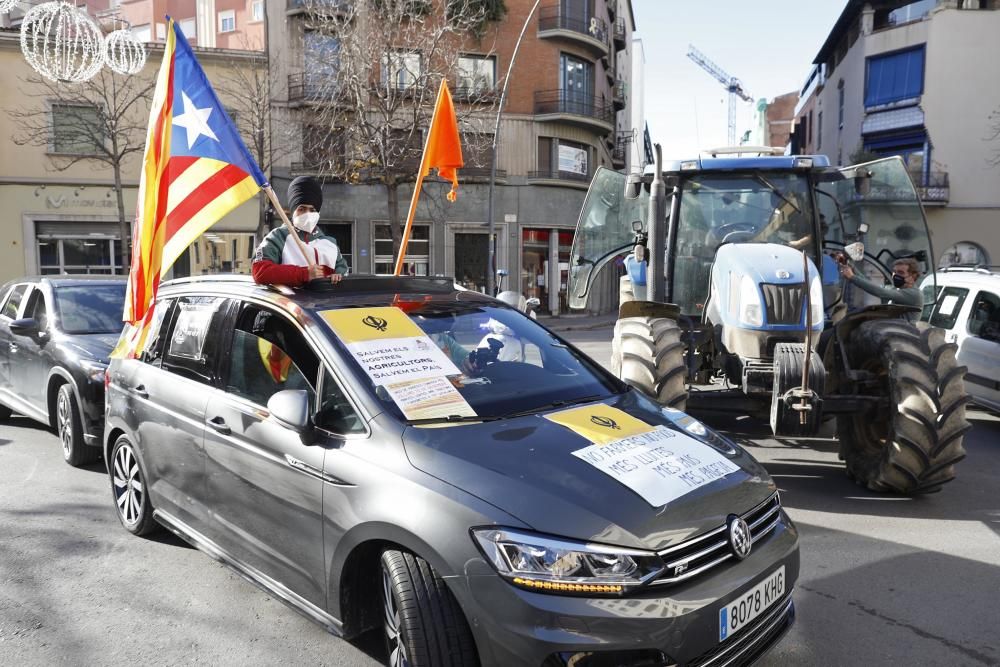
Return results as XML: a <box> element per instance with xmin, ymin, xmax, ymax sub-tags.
<box><xmin>791</xmin><ymin>0</ymin><xmax>1000</xmax><ymax>268</ymax></box>
<box><xmin>0</xmin><ymin>26</ymin><xmax>263</xmax><ymax>283</ymax></box>
<box><xmin>266</xmin><ymin>0</ymin><xmax>638</xmax><ymax>314</ymax></box>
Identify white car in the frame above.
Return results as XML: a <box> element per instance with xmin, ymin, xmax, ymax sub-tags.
<box><xmin>921</xmin><ymin>267</ymin><xmax>1000</xmax><ymax>412</ymax></box>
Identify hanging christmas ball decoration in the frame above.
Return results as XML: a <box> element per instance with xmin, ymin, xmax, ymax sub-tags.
<box><xmin>20</xmin><ymin>2</ymin><xmax>105</xmax><ymax>83</ymax></box>
<box><xmin>0</xmin><ymin>0</ymin><xmax>21</xmax><ymax>15</ymax></box>
<box><xmin>103</xmin><ymin>28</ymin><xmax>146</xmax><ymax>75</ymax></box>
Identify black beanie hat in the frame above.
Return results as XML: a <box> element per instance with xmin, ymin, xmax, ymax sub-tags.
<box><xmin>287</xmin><ymin>176</ymin><xmax>323</xmax><ymax>213</ymax></box>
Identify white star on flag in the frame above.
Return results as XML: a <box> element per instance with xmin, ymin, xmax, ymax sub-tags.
<box><xmin>173</xmin><ymin>91</ymin><xmax>219</xmax><ymax>149</ymax></box>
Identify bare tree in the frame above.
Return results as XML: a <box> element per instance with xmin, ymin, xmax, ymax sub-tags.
<box><xmin>216</xmin><ymin>40</ymin><xmax>292</xmax><ymax>239</ymax></box>
<box><xmin>7</xmin><ymin>69</ymin><xmax>155</xmax><ymax>271</ymax></box>
<box><xmin>295</xmin><ymin>0</ymin><xmax>507</xmax><ymax>260</ymax></box>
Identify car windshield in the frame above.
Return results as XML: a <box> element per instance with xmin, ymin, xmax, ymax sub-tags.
<box><xmin>54</xmin><ymin>284</ymin><xmax>127</xmax><ymax>334</ymax></box>
<box><xmin>673</xmin><ymin>172</ymin><xmax>816</xmax><ymax>316</ymax></box>
<box><xmin>323</xmin><ymin>301</ymin><xmax>622</xmax><ymax>422</ymax></box>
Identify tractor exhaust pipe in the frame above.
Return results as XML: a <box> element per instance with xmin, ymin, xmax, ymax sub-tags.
<box><xmin>647</xmin><ymin>144</ymin><xmax>667</xmax><ymax>304</ymax></box>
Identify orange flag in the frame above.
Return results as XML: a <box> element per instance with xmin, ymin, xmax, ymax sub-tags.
<box><xmin>423</xmin><ymin>79</ymin><xmax>464</xmax><ymax>201</ymax></box>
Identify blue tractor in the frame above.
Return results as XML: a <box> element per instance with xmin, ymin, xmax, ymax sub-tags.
<box><xmin>569</xmin><ymin>146</ymin><xmax>970</xmax><ymax>494</ymax></box>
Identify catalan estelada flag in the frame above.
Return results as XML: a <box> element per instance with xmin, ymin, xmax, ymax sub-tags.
<box><xmin>116</xmin><ymin>17</ymin><xmax>266</xmax><ymax>356</ymax></box>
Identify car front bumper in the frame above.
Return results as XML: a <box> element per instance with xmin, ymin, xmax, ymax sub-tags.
<box><xmin>450</xmin><ymin>514</ymin><xmax>799</xmax><ymax>667</ymax></box>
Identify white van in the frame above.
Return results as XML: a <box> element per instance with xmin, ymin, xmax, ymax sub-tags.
<box><xmin>920</xmin><ymin>266</ymin><xmax>1000</xmax><ymax>412</ymax></box>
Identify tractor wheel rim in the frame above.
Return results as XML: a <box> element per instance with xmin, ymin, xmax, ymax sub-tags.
<box><xmin>112</xmin><ymin>444</ymin><xmax>143</xmax><ymax>526</ymax></box>
<box><xmin>57</xmin><ymin>390</ymin><xmax>72</xmax><ymax>457</ymax></box>
<box><xmin>382</xmin><ymin>566</ymin><xmax>408</xmax><ymax>667</ymax></box>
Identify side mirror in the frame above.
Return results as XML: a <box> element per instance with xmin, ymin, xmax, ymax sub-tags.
<box><xmin>631</xmin><ymin>220</ymin><xmax>643</xmax><ymax>233</ymax></box>
<box><xmin>9</xmin><ymin>317</ymin><xmax>39</xmax><ymax>337</ymax></box>
<box><xmin>267</xmin><ymin>390</ymin><xmax>313</xmax><ymax>434</ymax></box>
<box><xmin>624</xmin><ymin>172</ymin><xmax>643</xmax><ymax>200</ymax></box>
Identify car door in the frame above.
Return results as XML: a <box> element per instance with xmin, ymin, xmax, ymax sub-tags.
<box><xmin>958</xmin><ymin>289</ymin><xmax>1000</xmax><ymax>409</ymax></box>
<box><xmin>202</xmin><ymin>302</ymin><xmax>328</xmax><ymax>608</ymax></box>
<box><xmin>130</xmin><ymin>295</ymin><xmax>231</xmax><ymax>532</ymax></box>
<box><xmin>0</xmin><ymin>283</ymin><xmax>31</xmax><ymax>406</ymax></box>
<box><xmin>12</xmin><ymin>285</ymin><xmax>53</xmax><ymax>412</ymax></box>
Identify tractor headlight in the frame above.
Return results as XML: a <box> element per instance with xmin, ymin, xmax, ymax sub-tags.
<box><xmin>739</xmin><ymin>275</ymin><xmax>763</xmax><ymax>326</ymax></box>
<box><xmin>809</xmin><ymin>275</ymin><xmax>824</xmax><ymax>325</ymax></box>
<box><xmin>472</xmin><ymin>528</ymin><xmax>665</xmax><ymax>595</ymax></box>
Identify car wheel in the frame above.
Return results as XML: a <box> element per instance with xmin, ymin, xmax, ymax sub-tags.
<box><xmin>111</xmin><ymin>436</ymin><xmax>159</xmax><ymax>536</ymax></box>
<box><xmin>380</xmin><ymin>549</ymin><xmax>478</xmax><ymax>667</ymax></box>
<box><xmin>57</xmin><ymin>384</ymin><xmax>98</xmax><ymax>467</ymax></box>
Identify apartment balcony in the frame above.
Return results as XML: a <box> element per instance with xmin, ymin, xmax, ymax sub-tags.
<box><xmin>611</xmin><ymin>144</ymin><xmax>626</xmax><ymax>169</ymax></box>
<box><xmin>286</xmin><ymin>0</ymin><xmax>351</xmax><ymax>17</ymax></box>
<box><xmin>533</xmin><ymin>90</ymin><xmax>614</xmax><ymax>135</ymax></box>
<box><xmin>459</xmin><ymin>166</ymin><xmax>507</xmax><ymax>182</ymax></box>
<box><xmin>288</xmin><ymin>73</ymin><xmax>322</xmax><ymax>103</ymax></box>
<box><xmin>527</xmin><ymin>169</ymin><xmax>591</xmax><ymax>189</ymax></box>
<box><xmin>612</xmin><ymin>16</ymin><xmax>627</xmax><ymax>50</ymax></box>
<box><xmin>450</xmin><ymin>85</ymin><xmax>499</xmax><ymax>103</ymax></box>
<box><xmin>910</xmin><ymin>170</ymin><xmax>949</xmax><ymax>205</ymax></box>
<box><xmin>537</xmin><ymin>6</ymin><xmax>609</xmax><ymax>57</ymax></box>
<box><xmin>612</xmin><ymin>79</ymin><xmax>626</xmax><ymax>111</ymax></box>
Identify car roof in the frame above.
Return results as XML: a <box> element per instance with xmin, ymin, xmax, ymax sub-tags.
<box><xmin>157</xmin><ymin>274</ymin><xmax>499</xmax><ymax>314</ymax></box>
<box><xmin>927</xmin><ymin>267</ymin><xmax>1000</xmax><ymax>291</ymax></box>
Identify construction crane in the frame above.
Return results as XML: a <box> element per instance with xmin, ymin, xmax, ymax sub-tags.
<box><xmin>686</xmin><ymin>44</ymin><xmax>754</xmax><ymax>146</ymax></box>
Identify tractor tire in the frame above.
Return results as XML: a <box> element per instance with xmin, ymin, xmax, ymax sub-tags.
<box><xmin>614</xmin><ymin>316</ymin><xmax>687</xmax><ymax>411</ymax></box>
<box><xmin>836</xmin><ymin>320</ymin><xmax>970</xmax><ymax>494</ymax></box>
<box><xmin>619</xmin><ymin>276</ymin><xmax>635</xmax><ymax>307</ymax></box>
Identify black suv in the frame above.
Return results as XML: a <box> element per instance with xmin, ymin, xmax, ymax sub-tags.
<box><xmin>0</xmin><ymin>276</ymin><xmax>127</xmax><ymax>465</ymax></box>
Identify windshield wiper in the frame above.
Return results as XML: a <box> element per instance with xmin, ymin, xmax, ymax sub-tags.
<box><xmin>498</xmin><ymin>394</ymin><xmax>605</xmax><ymax>420</ymax></box>
<box><xmin>753</xmin><ymin>174</ymin><xmax>801</xmax><ymax>213</ymax></box>
<box><xmin>406</xmin><ymin>414</ymin><xmax>499</xmax><ymax>426</ymax></box>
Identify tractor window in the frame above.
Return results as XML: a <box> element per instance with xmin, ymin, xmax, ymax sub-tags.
<box><xmin>672</xmin><ymin>173</ymin><xmax>817</xmax><ymax>317</ymax></box>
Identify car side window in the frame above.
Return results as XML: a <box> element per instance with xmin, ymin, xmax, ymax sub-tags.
<box><xmin>315</xmin><ymin>366</ymin><xmax>365</xmax><ymax>435</ymax></box>
<box><xmin>966</xmin><ymin>290</ymin><xmax>1000</xmax><ymax>342</ymax></box>
<box><xmin>22</xmin><ymin>288</ymin><xmax>49</xmax><ymax>331</ymax></box>
<box><xmin>1</xmin><ymin>284</ymin><xmax>28</xmax><ymax>320</ymax></box>
<box><xmin>224</xmin><ymin>305</ymin><xmax>318</xmax><ymax>409</ymax></box>
<box><xmin>162</xmin><ymin>296</ymin><xmax>229</xmax><ymax>384</ymax></box>
<box><xmin>139</xmin><ymin>299</ymin><xmax>176</xmax><ymax>367</ymax></box>
<box><xmin>929</xmin><ymin>286</ymin><xmax>969</xmax><ymax>330</ymax></box>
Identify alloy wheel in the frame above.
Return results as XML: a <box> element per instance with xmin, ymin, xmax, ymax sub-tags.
<box><xmin>112</xmin><ymin>444</ymin><xmax>144</xmax><ymax>526</ymax></box>
<box><xmin>382</xmin><ymin>565</ymin><xmax>409</xmax><ymax>667</ymax></box>
<box><xmin>56</xmin><ymin>389</ymin><xmax>73</xmax><ymax>459</ymax></box>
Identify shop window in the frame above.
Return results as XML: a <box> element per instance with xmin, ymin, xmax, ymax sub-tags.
<box><xmin>319</xmin><ymin>222</ymin><xmax>353</xmax><ymax>271</ymax></box>
<box><xmin>51</xmin><ymin>104</ymin><xmax>104</xmax><ymax>155</ymax></box>
<box><xmin>865</xmin><ymin>46</ymin><xmax>925</xmax><ymax>107</ymax></box>
<box><xmin>374</xmin><ymin>223</ymin><xmax>429</xmax><ymax>275</ymax></box>
<box><xmin>37</xmin><ymin>236</ymin><xmax>124</xmax><ymax>275</ymax></box>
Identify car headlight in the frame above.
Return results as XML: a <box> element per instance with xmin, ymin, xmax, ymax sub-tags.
<box><xmin>809</xmin><ymin>275</ymin><xmax>824</xmax><ymax>326</ymax></box>
<box><xmin>472</xmin><ymin>528</ymin><xmax>665</xmax><ymax>595</ymax></box>
<box><xmin>81</xmin><ymin>360</ymin><xmax>109</xmax><ymax>383</ymax></box>
<box><xmin>739</xmin><ymin>275</ymin><xmax>763</xmax><ymax>326</ymax></box>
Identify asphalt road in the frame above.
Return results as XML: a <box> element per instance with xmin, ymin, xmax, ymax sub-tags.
<box><xmin>1</xmin><ymin>325</ymin><xmax>998</xmax><ymax>666</ymax></box>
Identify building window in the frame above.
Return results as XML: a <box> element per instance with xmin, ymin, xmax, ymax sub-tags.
<box><xmin>304</xmin><ymin>31</ymin><xmax>340</xmax><ymax>93</ymax></box>
<box><xmin>218</xmin><ymin>10</ymin><xmax>236</xmax><ymax>33</ymax></box>
<box><xmin>51</xmin><ymin>103</ymin><xmax>104</xmax><ymax>155</ymax></box>
<box><xmin>179</xmin><ymin>18</ymin><xmax>197</xmax><ymax>42</ymax></box>
<box><xmin>251</xmin><ymin>0</ymin><xmax>264</xmax><ymax>21</ymax></box>
<box><xmin>806</xmin><ymin>110</ymin><xmax>812</xmax><ymax>146</ymax></box>
<box><xmin>155</xmin><ymin>22</ymin><xmax>166</xmax><ymax>40</ymax></box>
<box><xmin>816</xmin><ymin>111</ymin><xmax>822</xmax><ymax>149</ymax></box>
<box><xmin>457</xmin><ymin>55</ymin><xmax>496</xmax><ymax>96</ymax></box>
<box><xmin>561</xmin><ymin>53</ymin><xmax>593</xmax><ymax>103</ymax></box>
<box><xmin>374</xmin><ymin>223</ymin><xmax>429</xmax><ymax>275</ymax></box>
<box><xmin>837</xmin><ymin>83</ymin><xmax>845</xmax><ymax>128</ymax></box>
<box><xmin>383</xmin><ymin>50</ymin><xmax>421</xmax><ymax>91</ymax></box>
<box><xmin>537</xmin><ymin>137</ymin><xmax>552</xmax><ymax>173</ymax></box>
<box><xmin>131</xmin><ymin>23</ymin><xmax>151</xmax><ymax>42</ymax></box>
<box><xmin>865</xmin><ymin>46</ymin><xmax>925</xmax><ymax>108</ymax></box>
<box><xmin>37</xmin><ymin>237</ymin><xmax>124</xmax><ymax>275</ymax></box>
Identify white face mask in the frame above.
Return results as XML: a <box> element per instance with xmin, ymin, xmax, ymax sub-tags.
<box><xmin>292</xmin><ymin>210</ymin><xmax>320</xmax><ymax>233</ymax></box>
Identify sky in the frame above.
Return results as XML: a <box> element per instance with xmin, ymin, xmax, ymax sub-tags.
<box><xmin>631</xmin><ymin>0</ymin><xmax>849</xmax><ymax>160</ymax></box>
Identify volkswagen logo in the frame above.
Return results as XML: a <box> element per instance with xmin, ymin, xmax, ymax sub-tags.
<box><xmin>590</xmin><ymin>415</ymin><xmax>620</xmax><ymax>430</ymax></box>
<box><xmin>727</xmin><ymin>515</ymin><xmax>752</xmax><ymax>560</ymax></box>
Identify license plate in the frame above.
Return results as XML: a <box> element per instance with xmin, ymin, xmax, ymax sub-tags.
<box><xmin>718</xmin><ymin>565</ymin><xmax>785</xmax><ymax>642</ymax></box>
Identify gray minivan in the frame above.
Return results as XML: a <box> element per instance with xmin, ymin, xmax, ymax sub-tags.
<box><xmin>104</xmin><ymin>275</ymin><xmax>798</xmax><ymax>666</ymax></box>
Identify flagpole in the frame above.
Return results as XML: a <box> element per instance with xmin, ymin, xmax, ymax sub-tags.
<box><xmin>263</xmin><ymin>185</ymin><xmax>316</xmax><ymax>269</ymax></box>
<box><xmin>394</xmin><ymin>167</ymin><xmax>429</xmax><ymax>276</ymax></box>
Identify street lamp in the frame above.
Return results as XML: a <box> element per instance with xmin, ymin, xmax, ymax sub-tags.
<box><xmin>486</xmin><ymin>0</ymin><xmax>541</xmax><ymax>296</ymax></box>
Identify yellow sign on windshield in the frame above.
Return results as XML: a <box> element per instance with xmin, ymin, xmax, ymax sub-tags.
<box><xmin>545</xmin><ymin>404</ymin><xmax>654</xmax><ymax>445</ymax></box>
<box><xmin>320</xmin><ymin>306</ymin><xmax>424</xmax><ymax>343</ymax></box>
